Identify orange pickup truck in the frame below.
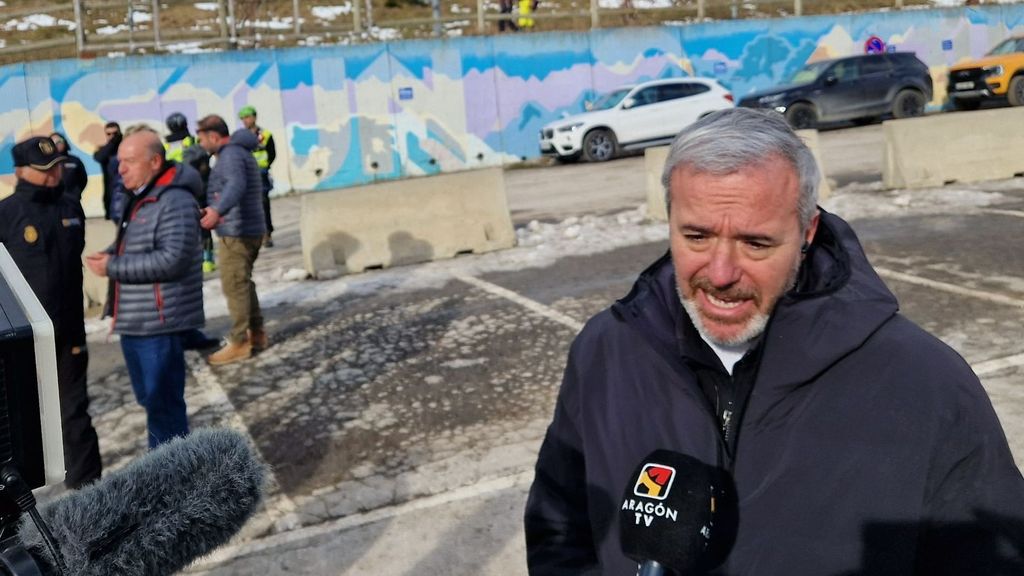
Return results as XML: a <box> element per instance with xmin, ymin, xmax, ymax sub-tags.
<box><xmin>947</xmin><ymin>36</ymin><xmax>1024</xmax><ymax>110</ymax></box>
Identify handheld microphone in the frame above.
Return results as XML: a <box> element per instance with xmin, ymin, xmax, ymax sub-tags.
<box><xmin>17</xmin><ymin>428</ymin><xmax>266</xmax><ymax>576</ymax></box>
<box><xmin>619</xmin><ymin>450</ymin><xmax>722</xmax><ymax>576</ymax></box>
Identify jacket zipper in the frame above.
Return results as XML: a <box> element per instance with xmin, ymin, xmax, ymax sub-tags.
<box><xmin>110</xmin><ymin>196</ymin><xmax>159</xmax><ymax>331</ymax></box>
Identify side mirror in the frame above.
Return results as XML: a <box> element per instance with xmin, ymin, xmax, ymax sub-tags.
<box><xmin>824</xmin><ymin>76</ymin><xmax>838</xmax><ymax>87</ymax></box>
<box><xmin>622</xmin><ymin>97</ymin><xmax>636</xmax><ymax>109</ymax></box>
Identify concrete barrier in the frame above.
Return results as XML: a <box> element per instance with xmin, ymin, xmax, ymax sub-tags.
<box><xmin>300</xmin><ymin>168</ymin><xmax>516</xmax><ymax>277</ymax></box>
<box><xmin>645</xmin><ymin>129</ymin><xmax>830</xmax><ymax>221</ymax></box>
<box><xmin>645</xmin><ymin>146</ymin><xmax>670</xmax><ymax>221</ymax></box>
<box><xmin>795</xmin><ymin>129</ymin><xmax>832</xmax><ymax>202</ymax></box>
<box><xmin>883</xmin><ymin>108</ymin><xmax>1024</xmax><ymax>189</ymax></box>
<box><xmin>83</xmin><ymin>217</ymin><xmax>117</xmax><ymax>311</ymax></box>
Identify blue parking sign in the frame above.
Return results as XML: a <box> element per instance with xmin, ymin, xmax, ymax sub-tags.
<box><xmin>713</xmin><ymin>62</ymin><xmax>727</xmax><ymax>74</ymax></box>
<box><xmin>399</xmin><ymin>87</ymin><xmax>414</xmax><ymax>100</ymax></box>
<box><xmin>942</xmin><ymin>39</ymin><xmax>953</xmax><ymax>51</ymax></box>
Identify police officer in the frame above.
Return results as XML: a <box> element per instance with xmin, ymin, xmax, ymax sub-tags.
<box><xmin>49</xmin><ymin>132</ymin><xmax>89</xmax><ymax>200</ymax></box>
<box><xmin>165</xmin><ymin>112</ymin><xmax>216</xmax><ymax>273</ymax></box>
<box><xmin>238</xmin><ymin>105</ymin><xmax>276</xmax><ymax>247</ymax></box>
<box><xmin>0</xmin><ymin>136</ymin><xmax>103</xmax><ymax>489</ymax></box>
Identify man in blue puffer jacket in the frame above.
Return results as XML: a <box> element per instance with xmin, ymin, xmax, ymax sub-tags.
<box><xmin>196</xmin><ymin>114</ymin><xmax>267</xmax><ymax>366</ymax></box>
<box><xmin>524</xmin><ymin>109</ymin><xmax>1024</xmax><ymax>575</ymax></box>
<box><xmin>86</xmin><ymin>126</ymin><xmax>204</xmax><ymax>449</ymax></box>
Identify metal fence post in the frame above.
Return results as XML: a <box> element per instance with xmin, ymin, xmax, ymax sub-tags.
<box><xmin>152</xmin><ymin>0</ymin><xmax>161</xmax><ymax>49</ymax></box>
<box><xmin>697</xmin><ymin>0</ymin><xmax>704</xmax><ymax>20</ymax></box>
<box><xmin>476</xmin><ymin>0</ymin><xmax>485</xmax><ymax>33</ymax></box>
<box><xmin>217</xmin><ymin>0</ymin><xmax>228</xmax><ymax>45</ymax></box>
<box><xmin>590</xmin><ymin>0</ymin><xmax>599</xmax><ymax>29</ymax></box>
<box><xmin>431</xmin><ymin>0</ymin><xmax>441</xmax><ymax>36</ymax></box>
<box><xmin>72</xmin><ymin>0</ymin><xmax>85</xmax><ymax>53</ymax></box>
<box><xmin>794</xmin><ymin>0</ymin><xmax>802</xmax><ymax>16</ymax></box>
<box><xmin>227</xmin><ymin>0</ymin><xmax>237</xmax><ymax>45</ymax></box>
<box><xmin>353</xmin><ymin>0</ymin><xmax>362</xmax><ymax>33</ymax></box>
<box><xmin>293</xmin><ymin>0</ymin><xmax>301</xmax><ymax>35</ymax></box>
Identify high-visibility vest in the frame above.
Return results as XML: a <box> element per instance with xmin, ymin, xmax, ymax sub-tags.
<box><xmin>164</xmin><ymin>135</ymin><xmax>194</xmax><ymax>163</ymax></box>
<box><xmin>252</xmin><ymin>128</ymin><xmax>272</xmax><ymax>169</ymax></box>
<box><xmin>518</xmin><ymin>0</ymin><xmax>535</xmax><ymax>28</ymax></box>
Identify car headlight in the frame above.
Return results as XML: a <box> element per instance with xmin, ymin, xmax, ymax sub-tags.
<box><xmin>556</xmin><ymin>122</ymin><xmax>584</xmax><ymax>132</ymax></box>
<box><xmin>983</xmin><ymin>65</ymin><xmax>1004</xmax><ymax>77</ymax></box>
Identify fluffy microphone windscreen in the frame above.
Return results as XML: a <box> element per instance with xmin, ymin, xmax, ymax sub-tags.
<box><xmin>19</xmin><ymin>428</ymin><xmax>266</xmax><ymax>576</ymax></box>
<box><xmin>619</xmin><ymin>449</ymin><xmax>720</xmax><ymax>574</ymax></box>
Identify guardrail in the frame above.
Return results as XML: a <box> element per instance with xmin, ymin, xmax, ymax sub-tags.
<box><xmin>1</xmin><ymin>0</ymin><xmax>937</xmax><ymax>63</ymax></box>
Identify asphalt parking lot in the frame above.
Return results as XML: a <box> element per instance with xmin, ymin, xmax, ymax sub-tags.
<box><xmin>59</xmin><ymin>123</ymin><xmax>1024</xmax><ymax>575</ymax></box>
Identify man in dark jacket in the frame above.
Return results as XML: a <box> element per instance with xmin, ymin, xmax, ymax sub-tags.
<box><xmin>92</xmin><ymin>121</ymin><xmax>122</xmax><ymax>220</ymax></box>
<box><xmin>164</xmin><ymin>112</ymin><xmax>216</xmax><ymax>275</ymax></box>
<box><xmin>524</xmin><ymin>109</ymin><xmax>1024</xmax><ymax>575</ymax></box>
<box><xmin>196</xmin><ymin>114</ymin><xmax>268</xmax><ymax>365</ymax></box>
<box><xmin>49</xmin><ymin>132</ymin><xmax>89</xmax><ymax>200</ymax></box>
<box><xmin>85</xmin><ymin>126</ymin><xmax>204</xmax><ymax>449</ymax></box>
<box><xmin>0</xmin><ymin>136</ymin><xmax>103</xmax><ymax>489</ymax></box>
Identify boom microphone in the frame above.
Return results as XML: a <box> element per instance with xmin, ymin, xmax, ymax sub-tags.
<box><xmin>619</xmin><ymin>450</ymin><xmax>722</xmax><ymax>576</ymax></box>
<box><xmin>17</xmin><ymin>428</ymin><xmax>266</xmax><ymax>576</ymax></box>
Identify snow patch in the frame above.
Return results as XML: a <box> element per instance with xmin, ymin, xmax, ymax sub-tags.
<box><xmin>311</xmin><ymin>4</ymin><xmax>351</xmax><ymax>20</ymax></box>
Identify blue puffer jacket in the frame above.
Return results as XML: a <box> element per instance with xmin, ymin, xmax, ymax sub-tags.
<box><xmin>524</xmin><ymin>209</ymin><xmax>1024</xmax><ymax>575</ymax></box>
<box><xmin>207</xmin><ymin>129</ymin><xmax>266</xmax><ymax>238</ymax></box>
<box><xmin>104</xmin><ymin>162</ymin><xmax>204</xmax><ymax>336</ymax></box>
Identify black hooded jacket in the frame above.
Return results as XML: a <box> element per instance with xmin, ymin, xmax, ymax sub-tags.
<box><xmin>524</xmin><ymin>209</ymin><xmax>1024</xmax><ymax>575</ymax></box>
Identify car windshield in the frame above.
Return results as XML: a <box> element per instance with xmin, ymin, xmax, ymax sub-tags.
<box><xmin>590</xmin><ymin>88</ymin><xmax>632</xmax><ymax>111</ymax></box>
<box><xmin>789</xmin><ymin>61</ymin><xmax>831</xmax><ymax>84</ymax></box>
<box><xmin>987</xmin><ymin>37</ymin><xmax>1024</xmax><ymax>56</ymax></box>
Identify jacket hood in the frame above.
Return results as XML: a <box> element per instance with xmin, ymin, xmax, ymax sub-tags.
<box><xmin>613</xmin><ymin>209</ymin><xmax>898</xmax><ymax>399</ymax></box>
<box><xmin>228</xmin><ymin>128</ymin><xmax>259</xmax><ymax>151</ymax></box>
<box><xmin>149</xmin><ymin>161</ymin><xmax>202</xmax><ymax>199</ymax></box>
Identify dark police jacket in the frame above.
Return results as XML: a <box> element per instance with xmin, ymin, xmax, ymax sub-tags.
<box><xmin>0</xmin><ymin>180</ymin><xmax>86</xmax><ymax>346</ymax></box>
<box><xmin>524</xmin><ymin>210</ymin><xmax>1024</xmax><ymax>575</ymax></box>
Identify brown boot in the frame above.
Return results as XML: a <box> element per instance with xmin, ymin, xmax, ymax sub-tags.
<box><xmin>208</xmin><ymin>340</ymin><xmax>252</xmax><ymax>366</ymax></box>
<box><xmin>249</xmin><ymin>328</ymin><xmax>268</xmax><ymax>352</ymax></box>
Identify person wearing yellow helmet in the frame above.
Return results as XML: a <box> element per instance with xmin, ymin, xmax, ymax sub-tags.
<box><xmin>238</xmin><ymin>105</ymin><xmax>276</xmax><ymax>248</ymax></box>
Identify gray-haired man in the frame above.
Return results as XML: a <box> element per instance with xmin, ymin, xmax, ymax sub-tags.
<box><xmin>524</xmin><ymin>108</ymin><xmax>1024</xmax><ymax>575</ymax></box>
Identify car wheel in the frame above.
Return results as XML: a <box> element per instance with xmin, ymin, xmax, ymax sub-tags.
<box><xmin>785</xmin><ymin>103</ymin><xmax>816</xmax><ymax>130</ymax></box>
<box><xmin>1008</xmin><ymin>76</ymin><xmax>1024</xmax><ymax>106</ymax></box>
<box><xmin>582</xmin><ymin>129</ymin><xmax>618</xmax><ymax>162</ymax></box>
<box><xmin>892</xmin><ymin>90</ymin><xmax>925</xmax><ymax>119</ymax></box>
<box><xmin>952</xmin><ymin>99</ymin><xmax>980</xmax><ymax>111</ymax></box>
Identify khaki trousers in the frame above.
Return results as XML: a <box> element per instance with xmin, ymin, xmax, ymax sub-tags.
<box><xmin>219</xmin><ymin>236</ymin><xmax>263</xmax><ymax>344</ymax></box>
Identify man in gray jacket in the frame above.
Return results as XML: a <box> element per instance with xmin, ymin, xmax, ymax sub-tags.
<box><xmin>85</xmin><ymin>126</ymin><xmax>204</xmax><ymax>449</ymax></box>
<box><xmin>196</xmin><ymin>115</ymin><xmax>267</xmax><ymax>365</ymax></box>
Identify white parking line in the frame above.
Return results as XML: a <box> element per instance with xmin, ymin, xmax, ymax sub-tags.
<box><xmin>974</xmin><ymin>352</ymin><xmax>1024</xmax><ymax>376</ymax></box>
<box><xmin>874</xmin><ymin>267</ymin><xmax>1024</xmax><ymax>309</ymax></box>
<box><xmin>189</xmin><ymin>470</ymin><xmax>535</xmax><ymax>571</ymax></box>
<box><xmin>455</xmin><ymin>273</ymin><xmax>585</xmax><ymax>332</ymax></box>
<box><xmin>980</xmin><ymin>208</ymin><xmax>1024</xmax><ymax>219</ymax></box>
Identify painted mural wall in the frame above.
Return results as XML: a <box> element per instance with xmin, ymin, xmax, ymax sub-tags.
<box><xmin>2</xmin><ymin>5</ymin><xmax>1022</xmax><ymax>216</ymax></box>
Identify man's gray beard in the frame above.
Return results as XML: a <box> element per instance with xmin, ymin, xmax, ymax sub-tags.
<box><xmin>677</xmin><ymin>255</ymin><xmax>803</xmax><ymax>347</ymax></box>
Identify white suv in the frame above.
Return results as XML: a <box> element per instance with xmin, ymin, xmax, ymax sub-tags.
<box><xmin>539</xmin><ymin>78</ymin><xmax>734</xmax><ymax>162</ymax></box>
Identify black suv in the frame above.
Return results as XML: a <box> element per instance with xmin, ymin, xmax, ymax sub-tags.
<box><xmin>738</xmin><ymin>53</ymin><xmax>933</xmax><ymax>129</ymax></box>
